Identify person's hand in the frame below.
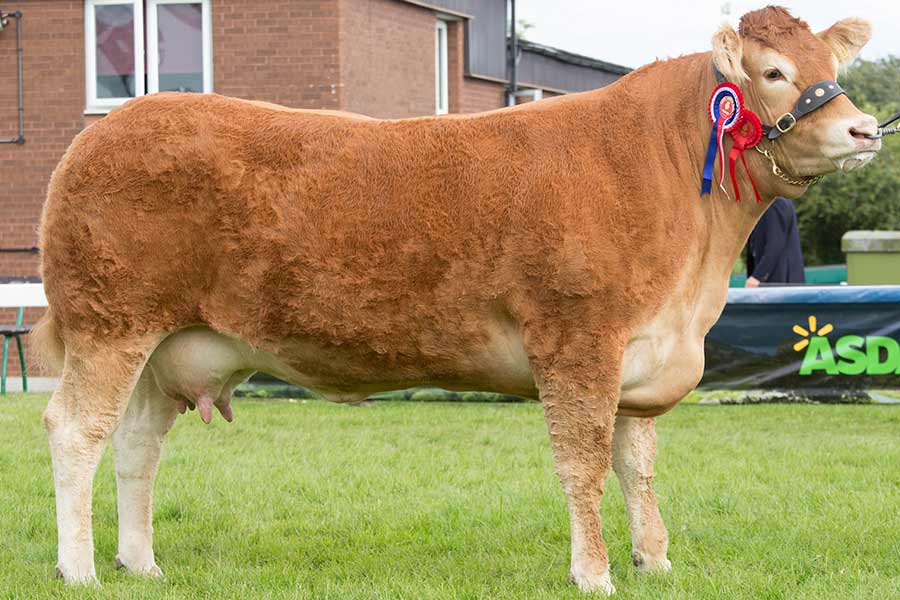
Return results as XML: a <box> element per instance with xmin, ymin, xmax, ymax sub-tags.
<box><xmin>746</xmin><ymin>276</ymin><xmax>761</xmax><ymax>288</ymax></box>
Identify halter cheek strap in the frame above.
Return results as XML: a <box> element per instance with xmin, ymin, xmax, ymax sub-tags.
<box><xmin>712</xmin><ymin>64</ymin><xmax>846</xmax><ymax>140</ymax></box>
<box><xmin>764</xmin><ymin>81</ymin><xmax>845</xmax><ymax>140</ymax></box>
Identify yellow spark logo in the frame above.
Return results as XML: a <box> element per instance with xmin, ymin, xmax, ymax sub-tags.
<box><xmin>792</xmin><ymin>315</ymin><xmax>833</xmax><ymax>352</ymax></box>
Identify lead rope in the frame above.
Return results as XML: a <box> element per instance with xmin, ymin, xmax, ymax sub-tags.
<box><xmin>868</xmin><ymin>110</ymin><xmax>900</xmax><ymax>139</ymax></box>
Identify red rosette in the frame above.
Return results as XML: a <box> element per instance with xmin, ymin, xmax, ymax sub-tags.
<box><xmin>731</xmin><ymin>110</ymin><xmax>762</xmax><ymax>150</ymax></box>
<box><xmin>727</xmin><ymin>108</ymin><xmax>764</xmax><ymax>203</ymax></box>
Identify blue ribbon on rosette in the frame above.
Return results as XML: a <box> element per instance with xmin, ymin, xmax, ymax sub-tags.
<box><xmin>701</xmin><ymin>83</ymin><xmax>743</xmax><ymax>196</ymax></box>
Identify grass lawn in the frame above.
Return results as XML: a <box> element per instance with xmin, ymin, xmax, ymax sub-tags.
<box><xmin>1</xmin><ymin>393</ymin><xmax>898</xmax><ymax>599</ymax></box>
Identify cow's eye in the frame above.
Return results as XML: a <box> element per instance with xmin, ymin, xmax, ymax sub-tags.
<box><xmin>764</xmin><ymin>69</ymin><xmax>784</xmax><ymax>81</ymax></box>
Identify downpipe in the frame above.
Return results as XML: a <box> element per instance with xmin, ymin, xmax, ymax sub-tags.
<box><xmin>0</xmin><ymin>10</ymin><xmax>24</xmax><ymax>145</ymax></box>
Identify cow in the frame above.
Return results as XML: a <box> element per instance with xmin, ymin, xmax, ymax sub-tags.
<box><xmin>33</xmin><ymin>6</ymin><xmax>880</xmax><ymax>594</ymax></box>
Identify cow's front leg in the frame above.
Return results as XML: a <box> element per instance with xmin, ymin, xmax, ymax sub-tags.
<box><xmin>538</xmin><ymin>366</ymin><xmax>621</xmax><ymax>595</ymax></box>
<box><xmin>112</xmin><ymin>369</ymin><xmax>178</xmax><ymax>576</ymax></box>
<box><xmin>612</xmin><ymin>416</ymin><xmax>670</xmax><ymax>573</ymax></box>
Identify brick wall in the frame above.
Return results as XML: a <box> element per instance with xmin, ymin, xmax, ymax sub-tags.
<box><xmin>339</xmin><ymin>2</ymin><xmax>506</xmax><ymax>118</ymax></box>
<box><xmin>212</xmin><ymin>0</ymin><xmax>340</xmax><ymax>108</ymax></box>
<box><xmin>462</xmin><ymin>77</ymin><xmax>506</xmax><ymax>114</ymax></box>
<box><xmin>340</xmin><ymin>0</ymin><xmax>436</xmax><ymax>118</ymax></box>
<box><xmin>0</xmin><ymin>1</ymin><xmax>84</xmax><ymax>279</ymax></box>
<box><xmin>446</xmin><ymin>19</ymin><xmax>464</xmax><ymax>115</ymax></box>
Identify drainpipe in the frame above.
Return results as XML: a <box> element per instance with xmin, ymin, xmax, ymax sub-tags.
<box><xmin>0</xmin><ymin>10</ymin><xmax>25</xmax><ymax>145</ymax></box>
<box><xmin>507</xmin><ymin>0</ymin><xmax>517</xmax><ymax>107</ymax></box>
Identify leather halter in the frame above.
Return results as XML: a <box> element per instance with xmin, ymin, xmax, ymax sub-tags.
<box><xmin>713</xmin><ymin>64</ymin><xmax>845</xmax><ymax>140</ymax></box>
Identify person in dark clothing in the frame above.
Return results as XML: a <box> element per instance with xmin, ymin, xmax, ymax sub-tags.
<box><xmin>746</xmin><ymin>197</ymin><xmax>806</xmax><ymax>287</ymax></box>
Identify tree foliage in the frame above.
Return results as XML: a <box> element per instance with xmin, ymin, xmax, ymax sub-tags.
<box><xmin>839</xmin><ymin>56</ymin><xmax>900</xmax><ymax>106</ymax></box>
<box><xmin>795</xmin><ymin>56</ymin><xmax>900</xmax><ymax>265</ymax></box>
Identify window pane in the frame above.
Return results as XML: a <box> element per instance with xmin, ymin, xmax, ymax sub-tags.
<box><xmin>95</xmin><ymin>4</ymin><xmax>135</xmax><ymax>99</ymax></box>
<box><xmin>437</xmin><ymin>28</ymin><xmax>445</xmax><ymax>102</ymax></box>
<box><xmin>157</xmin><ymin>3</ymin><xmax>204</xmax><ymax>93</ymax></box>
<box><xmin>435</xmin><ymin>23</ymin><xmax>448</xmax><ymax>114</ymax></box>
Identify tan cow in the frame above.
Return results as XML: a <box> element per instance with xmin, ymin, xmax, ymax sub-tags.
<box><xmin>33</xmin><ymin>6</ymin><xmax>879</xmax><ymax>594</ymax></box>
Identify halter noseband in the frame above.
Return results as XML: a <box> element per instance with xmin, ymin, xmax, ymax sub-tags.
<box><xmin>713</xmin><ymin>63</ymin><xmax>846</xmax><ymax>140</ymax></box>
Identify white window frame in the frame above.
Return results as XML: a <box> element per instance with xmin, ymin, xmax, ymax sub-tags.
<box><xmin>435</xmin><ymin>20</ymin><xmax>449</xmax><ymax>115</ymax></box>
<box><xmin>85</xmin><ymin>0</ymin><xmax>145</xmax><ymax>114</ymax></box>
<box><xmin>146</xmin><ymin>0</ymin><xmax>213</xmax><ymax>95</ymax></box>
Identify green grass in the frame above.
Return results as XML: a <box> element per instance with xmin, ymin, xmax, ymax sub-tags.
<box><xmin>1</xmin><ymin>394</ymin><xmax>898</xmax><ymax>599</ymax></box>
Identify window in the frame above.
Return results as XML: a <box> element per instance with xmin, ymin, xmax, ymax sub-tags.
<box><xmin>147</xmin><ymin>0</ymin><xmax>213</xmax><ymax>95</ymax></box>
<box><xmin>85</xmin><ymin>0</ymin><xmax>144</xmax><ymax>112</ymax></box>
<box><xmin>84</xmin><ymin>0</ymin><xmax>212</xmax><ymax>114</ymax></box>
<box><xmin>435</xmin><ymin>20</ymin><xmax>448</xmax><ymax>115</ymax></box>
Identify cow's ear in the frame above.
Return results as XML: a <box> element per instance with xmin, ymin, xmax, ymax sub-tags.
<box><xmin>818</xmin><ymin>18</ymin><xmax>871</xmax><ymax>71</ymax></box>
<box><xmin>712</xmin><ymin>25</ymin><xmax>749</xmax><ymax>83</ymax></box>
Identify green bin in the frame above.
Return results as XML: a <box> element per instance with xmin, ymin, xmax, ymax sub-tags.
<box><xmin>842</xmin><ymin>231</ymin><xmax>900</xmax><ymax>285</ymax></box>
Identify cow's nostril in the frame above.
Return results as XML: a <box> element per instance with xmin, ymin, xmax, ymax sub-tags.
<box><xmin>849</xmin><ymin>117</ymin><xmax>879</xmax><ymax>140</ymax></box>
<box><xmin>850</xmin><ymin>125</ymin><xmax>881</xmax><ymax>141</ymax></box>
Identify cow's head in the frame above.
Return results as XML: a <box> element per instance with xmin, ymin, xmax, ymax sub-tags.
<box><xmin>712</xmin><ymin>7</ymin><xmax>881</xmax><ymax>183</ymax></box>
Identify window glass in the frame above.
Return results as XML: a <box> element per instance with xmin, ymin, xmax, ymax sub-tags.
<box><xmin>156</xmin><ymin>3</ymin><xmax>204</xmax><ymax>92</ymax></box>
<box><xmin>435</xmin><ymin>21</ymin><xmax>448</xmax><ymax>114</ymax></box>
<box><xmin>95</xmin><ymin>4</ymin><xmax>136</xmax><ymax>98</ymax></box>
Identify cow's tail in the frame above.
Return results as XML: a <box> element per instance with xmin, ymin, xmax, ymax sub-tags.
<box><xmin>30</xmin><ymin>308</ymin><xmax>65</xmax><ymax>376</ymax></box>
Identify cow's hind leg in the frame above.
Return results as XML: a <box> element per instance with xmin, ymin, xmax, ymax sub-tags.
<box><xmin>612</xmin><ymin>416</ymin><xmax>670</xmax><ymax>573</ymax></box>
<box><xmin>536</xmin><ymin>344</ymin><xmax>623</xmax><ymax>596</ymax></box>
<box><xmin>43</xmin><ymin>340</ymin><xmax>153</xmax><ymax>584</ymax></box>
<box><xmin>112</xmin><ymin>367</ymin><xmax>178</xmax><ymax>576</ymax></box>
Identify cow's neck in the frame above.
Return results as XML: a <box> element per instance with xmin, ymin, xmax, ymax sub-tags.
<box><xmin>659</xmin><ymin>52</ymin><xmax>777</xmax><ymax>282</ymax></box>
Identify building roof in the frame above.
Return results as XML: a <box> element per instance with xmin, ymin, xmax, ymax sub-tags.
<box><xmin>516</xmin><ymin>39</ymin><xmax>632</xmax><ymax>76</ymax></box>
<box><xmin>402</xmin><ymin>0</ymin><xmax>631</xmax><ymax>93</ymax></box>
<box><xmin>514</xmin><ymin>38</ymin><xmax>631</xmax><ymax>94</ymax></box>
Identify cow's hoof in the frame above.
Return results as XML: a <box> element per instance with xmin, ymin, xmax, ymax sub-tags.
<box><xmin>54</xmin><ymin>564</ymin><xmax>98</xmax><ymax>585</ymax></box>
<box><xmin>632</xmin><ymin>550</ymin><xmax>672</xmax><ymax>574</ymax></box>
<box><xmin>114</xmin><ymin>556</ymin><xmax>163</xmax><ymax>578</ymax></box>
<box><xmin>568</xmin><ymin>570</ymin><xmax>616</xmax><ymax>595</ymax></box>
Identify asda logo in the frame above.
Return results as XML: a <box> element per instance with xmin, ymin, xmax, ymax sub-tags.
<box><xmin>795</xmin><ymin>316</ymin><xmax>900</xmax><ymax>375</ymax></box>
